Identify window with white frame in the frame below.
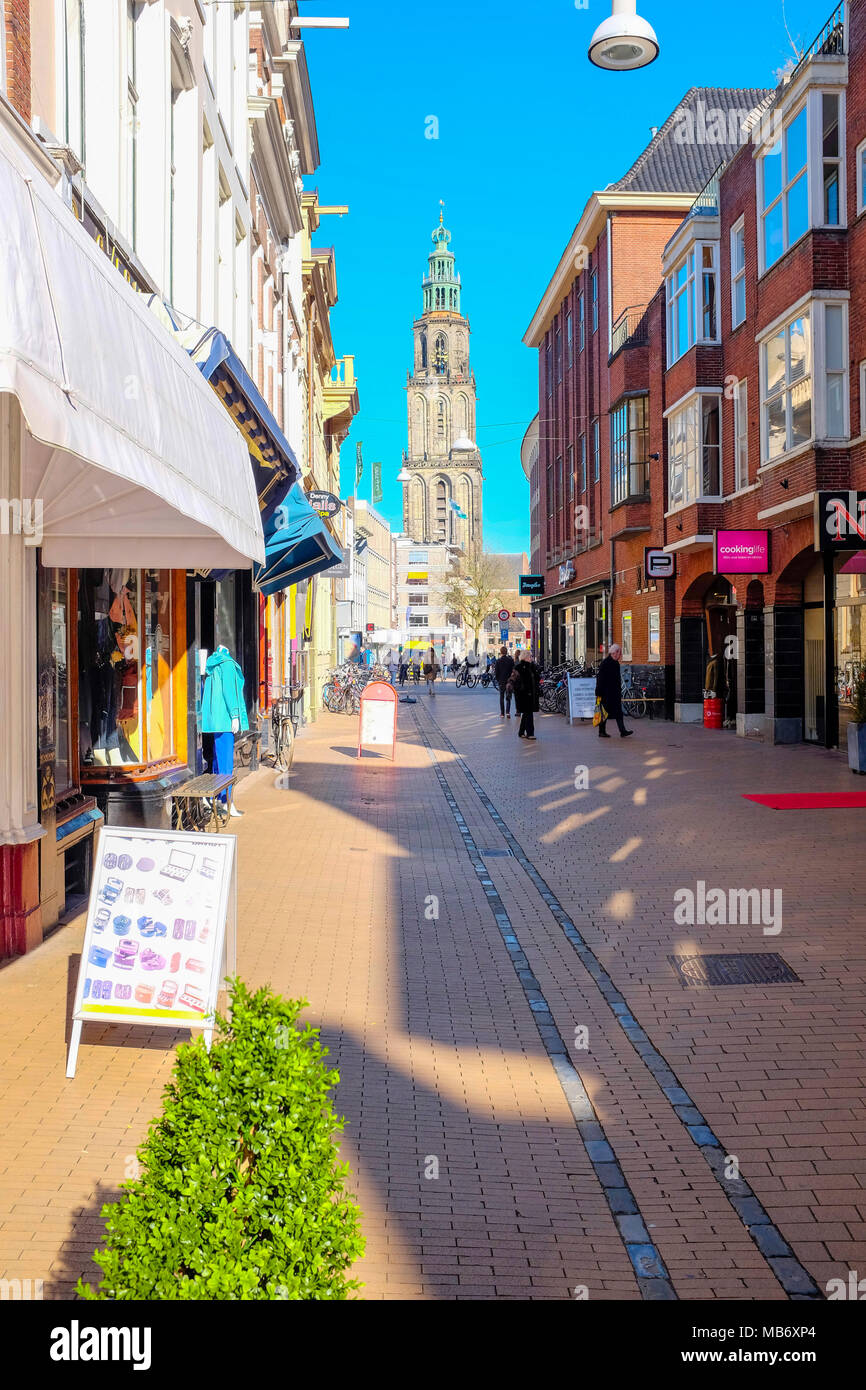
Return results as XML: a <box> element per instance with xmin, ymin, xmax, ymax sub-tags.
<box><xmin>667</xmin><ymin>394</ymin><xmax>721</xmax><ymax>510</ymax></box>
<box><xmin>761</xmin><ymin>310</ymin><xmax>811</xmax><ymax>459</ymax></box>
<box><xmin>759</xmin><ymin>91</ymin><xmax>844</xmax><ymax>271</ymax></box>
<box><xmin>861</xmin><ymin>362</ymin><xmax>866</xmax><ymax>436</ymax></box>
<box><xmin>126</xmin><ymin>2</ymin><xmax>140</xmax><ymax>249</ymax></box>
<box><xmin>731</xmin><ymin>218</ymin><xmax>746</xmax><ymax>329</ymax></box>
<box><xmin>578</xmin><ymin>293</ymin><xmax>585</xmax><ymax>351</ymax></box>
<box><xmin>592</xmin><ymin>417</ymin><xmax>600</xmax><ymax>483</ymax></box>
<box><xmin>823</xmin><ymin>302</ymin><xmax>847</xmax><ymax>439</ymax></box>
<box><xmin>734</xmin><ymin>379</ymin><xmax>748</xmax><ymax>491</ymax></box>
<box><xmin>579</xmin><ymin>435</ymin><xmax>587</xmax><ymax>493</ymax></box>
<box><xmin>857</xmin><ymin>139</ymin><xmax>866</xmax><ymax>215</ymax></box>
<box><xmin>667</xmin><ymin>243</ymin><xmax>718</xmax><ymax>365</ymax></box>
<box><xmin>591</xmin><ymin>271</ymin><xmax>598</xmax><ymax>333</ymax></box>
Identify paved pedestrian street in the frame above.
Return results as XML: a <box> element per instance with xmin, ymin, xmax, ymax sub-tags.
<box><xmin>1</xmin><ymin>685</ymin><xmax>865</xmax><ymax>1302</ymax></box>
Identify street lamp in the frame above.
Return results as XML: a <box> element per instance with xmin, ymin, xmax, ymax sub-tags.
<box><xmin>588</xmin><ymin>0</ymin><xmax>659</xmax><ymax>71</ymax></box>
<box><xmin>452</xmin><ymin>435</ymin><xmax>476</xmax><ymax>453</ymax></box>
<box><xmin>396</xmin><ymin>466</ymin><xmax>411</xmax><ymax>482</ymax></box>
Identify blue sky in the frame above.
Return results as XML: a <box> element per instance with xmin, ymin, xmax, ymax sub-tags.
<box><xmin>303</xmin><ymin>0</ymin><xmax>831</xmax><ymax>553</ymax></box>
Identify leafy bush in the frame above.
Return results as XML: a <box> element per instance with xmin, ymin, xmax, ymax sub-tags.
<box><xmin>79</xmin><ymin>980</ymin><xmax>364</xmax><ymax>1299</ymax></box>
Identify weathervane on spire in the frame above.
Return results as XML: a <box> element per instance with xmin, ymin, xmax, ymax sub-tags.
<box><xmin>439</xmin><ymin>200</ymin><xmax>445</xmax><ymax>225</ymax></box>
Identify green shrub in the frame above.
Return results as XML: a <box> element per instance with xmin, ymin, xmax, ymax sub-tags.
<box><xmin>79</xmin><ymin>980</ymin><xmax>364</xmax><ymax>1299</ymax></box>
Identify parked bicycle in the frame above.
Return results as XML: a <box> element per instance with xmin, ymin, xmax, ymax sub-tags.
<box><xmin>268</xmin><ymin>683</ymin><xmax>302</xmax><ymax>770</ymax></box>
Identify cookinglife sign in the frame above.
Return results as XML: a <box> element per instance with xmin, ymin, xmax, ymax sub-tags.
<box><xmin>814</xmin><ymin>490</ymin><xmax>866</xmax><ymax>551</ymax></box>
<box><xmin>66</xmin><ymin>827</ymin><xmax>237</xmax><ymax>1077</ymax></box>
<box><xmin>714</xmin><ymin>530</ymin><xmax>770</xmax><ymax>575</ymax></box>
<box><xmin>308</xmin><ymin>490</ymin><xmax>342</xmax><ymax>518</ymax></box>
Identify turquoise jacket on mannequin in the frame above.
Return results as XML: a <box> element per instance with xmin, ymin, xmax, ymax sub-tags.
<box><xmin>202</xmin><ymin>647</ymin><xmax>249</xmax><ymax>733</ymax></box>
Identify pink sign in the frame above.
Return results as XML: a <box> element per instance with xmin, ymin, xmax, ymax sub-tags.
<box><xmin>714</xmin><ymin>530</ymin><xmax>770</xmax><ymax>575</ymax></box>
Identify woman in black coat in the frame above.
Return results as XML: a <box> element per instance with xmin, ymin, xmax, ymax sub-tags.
<box><xmin>511</xmin><ymin>653</ymin><xmax>540</xmax><ymax>740</ymax></box>
<box><xmin>595</xmin><ymin>643</ymin><xmax>633</xmax><ymax>738</ymax></box>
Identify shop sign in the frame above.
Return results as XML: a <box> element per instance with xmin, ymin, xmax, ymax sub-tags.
<box><xmin>309</xmin><ymin>490</ymin><xmax>342</xmax><ymax>518</ymax></box>
<box><xmin>645</xmin><ymin>547</ymin><xmax>675</xmax><ymax>580</ymax></box>
<box><xmin>358</xmin><ymin>681</ymin><xmax>398</xmax><ymax>761</ymax></box>
<box><xmin>714</xmin><ymin>530</ymin><xmax>770</xmax><ymax>575</ymax></box>
<box><xmin>814</xmin><ymin>491</ymin><xmax>866</xmax><ymax>551</ymax></box>
<box><xmin>519</xmin><ymin>575</ymin><xmax>545</xmax><ymax>596</ymax></box>
<box><xmin>66</xmin><ymin>827</ymin><xmax>237</xmax><ymax>1078</ymax></box>
<box><xmin>558</xmin><ymin>559</ymin><xmax>575</xmax><ymax>585</ymax></box>
<box><xmin>329</xmin><ymin>548</ymin><xmax>351</xmax><ymax>579</ymax></box>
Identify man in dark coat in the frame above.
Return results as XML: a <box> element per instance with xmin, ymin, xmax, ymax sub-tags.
<box><xmin>512</xmin><ymin>652</ymin><xmax>540</xmax><ymax>740</ymax></box>
<box><xmin>494</xmin><ymin>645</ymin><xmax>515</xmax><ymax>719</ymax></box>
<box><xmin>595</xmin><ymin>643</ymin><xmax>633</xmax><ymax>739</ymax></box>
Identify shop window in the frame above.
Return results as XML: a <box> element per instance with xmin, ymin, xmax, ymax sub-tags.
<box><xmin>50</xmin><ymin>570</ymin><xmax>74</xmax><ymax>798</ymax></box>
<box><xmin>79</xmin><ymin>569</ymin><xmax>176</xmax><ymax>769</ymax></box>
<box><xmin>667</xmin><ymin>394</ymin><xmax>721</xmax><ymax>509</ymax></box>
<box><xmin>731</xmin><ymin>217</ymin><xmax>746</xmax><ymax>329</ymax></box>
<box><xmin>761</xmin><ymin>310</ymin><xmax>811</xmax><ymax>460</ymax></box>
<box><xmin>611</xmin><ymin>396</ymin><xmax>649</xmax><ymax>505</ymax></box>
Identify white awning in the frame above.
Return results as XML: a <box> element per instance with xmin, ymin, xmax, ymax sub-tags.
<box><xmin>0</xmin><ymin>109</ymin><xmax>264</xmax><ymax>568</ymax></box>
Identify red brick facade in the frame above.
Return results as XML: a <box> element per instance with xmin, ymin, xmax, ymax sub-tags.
<box><xmin>531</xmin><ymin>5</ymin><xmax>866</xmax><ymax>746</ymax></box>
<box><xmin>3</xmin><ymin>0</ymin><xmax>30</xmax><ymax>123</ymax></box>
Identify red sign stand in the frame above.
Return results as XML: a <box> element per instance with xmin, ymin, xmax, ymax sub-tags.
<box><xmin>358</xmin><ymin>680</ymin><xmax>398</xmax><ymax>760</ymax></box>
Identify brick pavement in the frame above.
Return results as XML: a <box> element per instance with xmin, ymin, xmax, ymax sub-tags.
<box><xmin>0</xmin><ymin>684</ymin><xmax>862</xmax><ymax>1300</ymax></box>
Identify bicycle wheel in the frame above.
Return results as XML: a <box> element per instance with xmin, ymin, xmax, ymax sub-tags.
<box><xmin>326</xmin><ymin>689</ymin><xmax>346</xmax><ymax>713</ymax></box>
<box><xmin>276</xmin><ymin>718</ymin><xmax>295</xmax><ymax>771</ymax></box>
<box><xmin>456</xmin><ymin>672</ymin><xmax>466</xmax><ymax>688</ymax></box>
<box><xmin>321</xmin><ymin>682</ymin><xmax>335</xmax><ymax>710</ymax></box>
<box><xmin>345</xmin><ymin>690</ymin><xmax>360</xmax><ymax>716</ymax></box>
<box><xmin>467</xmin><ymin>673</ymin><xmax>479</xmax><ymax>688</ymax></box>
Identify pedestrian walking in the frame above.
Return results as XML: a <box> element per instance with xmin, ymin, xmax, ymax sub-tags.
<box><xmin>398</xmin><ymin>658</ymin><xmax>409</xmax><ymax>687</ymax></box>
<box><xmin>494</xmin><ymin>644</ymin><xmax>515</xmax><ymax>719</ymax></box>
<box><xmin>412</xmin><ymin>659</ymin><xmax>420</xmax><ymax>684</ymax></box>
<box><xmin>423</xmin><ymin>652</ymin><xmax>441</xmax><ymax>697</ymax></box>
<box><xmin>511</xmin><ymin>651</ymin><xmax>540</xmax><ymax>740</ymax></box>
<box><xmin>595</xmin><ymin>643</ymin><xmax>634</xmax><ymax>739</ymax></box>
<box><xmin>450</xmin><ymin>653</ymin><xmax>459</xmax><ymax>678</ymax></box>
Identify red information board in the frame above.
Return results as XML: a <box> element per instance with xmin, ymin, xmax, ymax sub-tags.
<box><xmin>358</xmin><ymin>680</ymin><xmax>398</xmax><ymax>760</ymax></box>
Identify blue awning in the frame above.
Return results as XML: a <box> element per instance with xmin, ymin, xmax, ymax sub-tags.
<box><xmin>254</xmin><ymin>483</ymin><xmax>344</xmax><ymax>597</ymax></box>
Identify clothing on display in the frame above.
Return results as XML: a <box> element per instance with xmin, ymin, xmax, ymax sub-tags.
<box><xmin>201</xmin><ymin>646</ymin><xmax>249</xmax><ymax>734</ymax></box>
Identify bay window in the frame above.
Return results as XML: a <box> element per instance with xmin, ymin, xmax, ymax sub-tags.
<box><xmin>762</xmin><ymin>310</ymin><xmax>811</xmax><ymax>459</ymax></box>
<box><xmin>666</xmin><ymin>242</ymin><xmax>718</xmax><ymax>365</ymax></box>
<box><xmin>667</xmin><ymin>394</ymin><xmax>721</xmax><ymax>510</ymax></box>
<box><xmin>611</xmin><ymin>397</ymin><xmax>649</xmax><ymax>505</ymax></box>
<box><xmin>759</xmin><ymin>90</ymin><xmax>845</xmax><ymax>272</ymax></box>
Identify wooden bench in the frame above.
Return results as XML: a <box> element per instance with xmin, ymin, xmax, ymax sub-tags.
<box><xmin>166</xmin><ymin>772</ymin><xmax>237</xmax><ymax>833</ymax></box>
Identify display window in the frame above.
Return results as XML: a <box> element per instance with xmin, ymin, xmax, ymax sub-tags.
<box><xmin>79</xmin><ymin>568</ymin><xmax>176</xmax><ymax>769</ymax></box>
<box><xmin>835</xmin><ymin>553</ymin><xmax>866</xmax><ymax>736</ymax></box>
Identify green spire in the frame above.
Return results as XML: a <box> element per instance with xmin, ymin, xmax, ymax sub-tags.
<box><xmin>423</xmin><ymin>204</ymin><xmax>462</xmax><ymax>314</ymax></box>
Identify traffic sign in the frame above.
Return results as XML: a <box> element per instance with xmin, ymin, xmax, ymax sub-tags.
<box><xmin>498</xmin><ymin>609</ymin><xmax>510</xmax><ymax>621</ymax></box>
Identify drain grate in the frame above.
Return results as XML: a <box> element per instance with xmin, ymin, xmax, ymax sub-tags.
<box><xmin>668</xmin><ymin>952</ymin><xmax>801</xmax><ymax>988</ymax></box>
<box><xmin>479</xmin><ymin>847</ymin><xmax>513</xmax><ymax>858</ymax></box>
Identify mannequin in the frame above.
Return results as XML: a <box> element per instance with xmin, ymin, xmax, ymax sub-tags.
<box><xmin>202</xmin><ymin>645</ymin><xmax>248</xmax><ymax>818</ymax></box>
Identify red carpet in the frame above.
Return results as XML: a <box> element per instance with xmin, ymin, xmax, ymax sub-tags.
<box><xmin>743</xmin><ymin>791</ymin><xmax>866</xmax><ymax>809</ymax></box>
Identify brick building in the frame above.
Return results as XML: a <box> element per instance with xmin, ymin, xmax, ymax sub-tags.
<box><xmin>524</xmin><ymin>87</ymin><xmax>770</xmax><ymax>691</ymax></box>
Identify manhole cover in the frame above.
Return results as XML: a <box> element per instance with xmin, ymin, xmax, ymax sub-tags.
<box><xmin>668</xmin><ymin>953</ymin><xmax>800</xmax><ymax>988</ymax></box>
<box><xmin>479</xmin><ymin>848</ymin><xmax>513</xmax><ymax>858</ymax></box>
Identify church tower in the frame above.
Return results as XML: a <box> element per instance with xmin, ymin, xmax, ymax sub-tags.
<box><xmin>402</xmin><ymin>211</ymin><xmax>483</xmax><ymax>554</ymax></box>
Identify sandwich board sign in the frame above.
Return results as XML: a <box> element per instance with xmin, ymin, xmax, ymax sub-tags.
<box><xmin>358</xmin><ymin>680</ymin><xmax>398</xmax><ymax>760</ymax></box>
<box><xmin>66</xmin><ymin>825</ymin><xmax>237</xmax><ymax>1078</ymax></box>
<box><xmin>567</xmin><ymin>675</ymin><xmax>597</xmax><ymax>725</ymax></box>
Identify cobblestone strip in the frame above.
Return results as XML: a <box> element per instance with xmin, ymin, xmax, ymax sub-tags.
<box><xmin>417</xmin><ymin>704</ymin><xmax>822</xmax><ymax>1302</ymax></box>
<box><xmin>413</xmin><ymin>715</ymin><xmax>677</xmax><ymax>1300</ymax></box>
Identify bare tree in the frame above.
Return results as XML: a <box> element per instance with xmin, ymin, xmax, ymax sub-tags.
<box><xmin>438</xmin><ymin>551</ymin><xmax>509</xmax><ymax>655</ymax></box>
